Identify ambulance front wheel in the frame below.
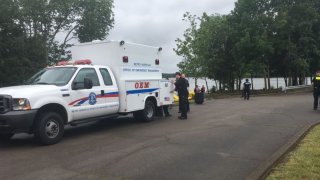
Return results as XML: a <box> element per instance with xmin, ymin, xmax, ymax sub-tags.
<box><xmin>134</xmin><ymin>100</ymin><xmax>155</xmax><ymax>122</ymax></box>
<box><xmin>34</xmin><ymin>112</ymin><xmax>65</xmax><ymax>145</ymax></box>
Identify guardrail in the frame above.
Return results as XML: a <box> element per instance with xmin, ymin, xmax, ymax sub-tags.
<box><xmin>282</xmin><ymin>85</ymin><xmax>312</xmax><ymax>93</ymax></box>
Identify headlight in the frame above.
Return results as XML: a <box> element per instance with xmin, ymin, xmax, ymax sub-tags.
<box><xmin>12</xmin><ymin>98</ymin><xmax>31</xmax><ymax>111</ymax></box>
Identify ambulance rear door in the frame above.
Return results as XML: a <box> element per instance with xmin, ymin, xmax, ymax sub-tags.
<box><xmin>159</xmin><ymin>80</ymin><xmax>174</xmax><ymax>106</ymax></box>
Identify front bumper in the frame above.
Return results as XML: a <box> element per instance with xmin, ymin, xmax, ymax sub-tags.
<box><xmin>0</xmin><ymin>110</ymin><xmax>37</xmax><ymax>134</ymax></box>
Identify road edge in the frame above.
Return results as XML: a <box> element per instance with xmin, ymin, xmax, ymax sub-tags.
<box><xmin>246</xmin><ymin>122</ymin><xmax>320</xmax><ymax>180</ymax></box>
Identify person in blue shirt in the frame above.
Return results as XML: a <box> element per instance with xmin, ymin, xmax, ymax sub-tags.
<box><xmin>243</xmin><ymin>79</ymin><xmax>252</xmax><ymax>100</ymax></box>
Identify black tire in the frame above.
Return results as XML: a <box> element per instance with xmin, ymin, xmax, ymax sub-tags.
<box><xmin>34</xmin><ymin>112</ymin><xmax>64</xmax><ymax>145</ymax></box>
<box><xmin>0</xmin><ymin>133</ymin><xmax>14</xmax><ymax>140</ymax></box>
<box><xmin>134</xmin><ymin>100</ymin><xmax>156</xmax><ymax>122</ymax></box>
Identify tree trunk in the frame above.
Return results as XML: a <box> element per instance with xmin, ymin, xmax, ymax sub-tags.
<box><xmin>205</xmin><ymin>77</ymin><xmax>209</xmax><ymax>94</ymax></box>
<box><xmin>238</xmin><ymin>77</ymin><xmax>242</xmax><ymax>92</ymax></box>
<box><xmin>292</xmin><ymin>74</ymin><xmax>298</xmax><ymax>86</ymax></box>
<box><xmin>215</xmin><ymin>80</ymin><xmax>218</xmax><ymax>91</ymax></box>
<box><xmin>264</xmin><ymin>72</ymin><xmax>267</xmax><ymax>91</ymax></box>
<box><xmin>284</xmin><ymin>76</ymin><xmax>288</xmax><ymax>87</ymax></box>
<box><xmin>289</xmin><ymin>76</ymin><xmax>292</xmax><ymax>86</ymax></box>
<box><xmin>235</xmin><ymin>78</ymin><xmax>238</xmax><ymax>91</ymax></box>
<box><xmin>267</xmin><ymin>66</ymin><xmax>271</xmax><ymax>90</ymax></box>
<box><xmin>250</xmin><ymin>73</ymin><xmax>254</xmax><ymax>90</ymax></box>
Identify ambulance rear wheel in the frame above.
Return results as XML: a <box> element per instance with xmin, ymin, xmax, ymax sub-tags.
<box><xmin>34</xmin><ymin>112</ymin><xmax>64</xmax><ymax>145</ymax></box>
<box><xmin>134</xmin><ymin>100</ymin><xmax>155</xmax><ymax>122</ymax></box>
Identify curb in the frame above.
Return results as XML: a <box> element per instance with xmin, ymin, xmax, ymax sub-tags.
<box><xmin>246</xmin><ymin>122</ymin><xmax>320</xmax><ymax>180</ymax></box>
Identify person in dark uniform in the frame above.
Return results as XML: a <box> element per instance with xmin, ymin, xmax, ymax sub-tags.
<box><xmin>181</xmin><ymin>74</ymin><xmax>190</xmax><ymax>112</ymax></box>
<box><xmin>313</xmin><ymin>71</ymin><xmax>320</xmax><ymax>110</ymax></box>
<box><xmin>175</xmin><ymin>72</ymin><xmax>188</xmax><ymax>120</ymax></box>
<box><xmin>243</xmin><ymin>79</ymin><xmax>251</xmax><ymax>100</ymax></box>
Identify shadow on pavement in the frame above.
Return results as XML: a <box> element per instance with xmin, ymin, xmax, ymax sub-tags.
<box><xmin>0</xmin><ymin>115</ymin><xmax>162</xmax><ymax>148</ymax></box>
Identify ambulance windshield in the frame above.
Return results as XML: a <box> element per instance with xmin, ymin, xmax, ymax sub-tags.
<box><xmin>26</xmin><ymin>67</ymin><xmax>77</xmax><ymax>86</ymax></box>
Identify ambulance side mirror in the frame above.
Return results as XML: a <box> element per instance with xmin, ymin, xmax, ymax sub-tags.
<box><xmin>84</xmin><ymin>78</ymin><xmax>93</xmax><ymax>89</ymax></box>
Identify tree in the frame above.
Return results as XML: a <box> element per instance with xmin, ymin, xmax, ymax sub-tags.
<box><xmin>0</xmin><ymin>0</ymin><xmax>47</xmax><ymax>86</ymax></box>
<box><xmin>175</xmin><ymin>0</ymin><xmax>320</xmax><ymax>92</ymax></box>
<box><xmin>76</xmin><ymin>0</ymin><xmax>114</xmax><ymax>43</ymax></box>
<box><xmin>0</xmin><ymin>0</ymin><xmax>114</xmax><ymax>87</ymax></box>
<box><xmin>271</xmin><ymin>0</ymin><xmax>319</xmax><ymax>85</ymax></box>
<box><xmin>18</xmin><ymin>0</ymin><xmax>114</xmax><ymax>64</ymax></box>
<box><xmin>174</xmin><ymin>12</ymin><xmax>203</xmax><ymax>85</ymax></box>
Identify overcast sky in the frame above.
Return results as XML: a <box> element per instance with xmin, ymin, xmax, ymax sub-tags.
<box><xmin>108</xmin><ymin>0</ymin><xmax>236</xmax><ymax>73</ymax></box>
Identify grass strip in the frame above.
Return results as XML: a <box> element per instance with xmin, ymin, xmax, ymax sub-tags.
<box><xmin>267</xmin><ymin>125</ymin><xmax>320</xmax><ymax>180</ymax></box>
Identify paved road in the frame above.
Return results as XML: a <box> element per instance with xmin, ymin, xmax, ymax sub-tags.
<box><xmin>0</xmin><ymin>93</ymin><xmax>319</xmax><ymax>180</ymax></box>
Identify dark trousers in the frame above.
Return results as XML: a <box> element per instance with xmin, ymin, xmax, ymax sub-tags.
<box><xmin>180</xmin><ymin>97</ymin><xmax>190</xmax><ymax>112</ymax></box>
<box><xmin>314</xmin><ymin>91</ymin><xmax>320</xmax><ymax>109</ymax></box>
<box><xmin>187</xmin><ymin>100</ymin><xmax>190</xmax><ymax>112</ymax></box>
<box><xmin>179</xmin><ymin>95</ymin><xmax>188</xmax><ymax>118</ymax></box>
<box><xmin>163</xmin><ymin>105</ymin><xmax>170</xmax><ymax>115</ymax></box>
<box><xmin>244</xmin><ymin>90</ymin><xmax>250</xmax><ymax>100</ymax></box>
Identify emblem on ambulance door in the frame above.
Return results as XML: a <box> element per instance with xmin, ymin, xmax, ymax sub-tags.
<box><xmin>88</xmin><ymin>92</ymin><xmax>97</xmax><ymax>105</ymax></box>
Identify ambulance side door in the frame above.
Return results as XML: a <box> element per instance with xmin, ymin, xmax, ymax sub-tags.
<box><xmin>69</xmin><ymin>68</ymin><xmax>107</xmax><ymax>120</ymax></box>
<box><xmin>98</xmin><ymin>67</ymin><xmax>120</xmax><ymax>114</ymax></box>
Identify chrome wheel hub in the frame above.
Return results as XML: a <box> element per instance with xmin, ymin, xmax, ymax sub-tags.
<box><xmin>45</xmin><ymin>120</ymin><xmax>59</xmax><ymax>139</ymax></box>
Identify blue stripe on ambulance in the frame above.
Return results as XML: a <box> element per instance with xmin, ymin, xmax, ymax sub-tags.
<box><xmin>126</xmin><ymin>88</ymin><xmax>159</xmax><ymax>95</ymax></box>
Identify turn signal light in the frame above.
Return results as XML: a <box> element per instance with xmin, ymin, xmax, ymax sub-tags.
<box><xmin>155</xmin><ymin>59</ymin><xmax>160</xmax><ymax>65</ymax></box>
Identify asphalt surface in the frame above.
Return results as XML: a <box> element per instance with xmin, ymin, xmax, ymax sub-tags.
<box><xmin>1</xmin><ymin>93</ymin><xmax>319</xmax><ymax>180</ymax></box>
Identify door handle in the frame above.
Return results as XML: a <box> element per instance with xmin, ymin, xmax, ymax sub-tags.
<box><xmin>101</xmin><ymin>90</ymin><xmax>105</xmax><ymax>96</ymax></box>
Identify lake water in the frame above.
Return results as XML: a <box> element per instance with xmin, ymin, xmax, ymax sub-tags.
<box><xmin>179</xmin><ymin>77</ymin><xmax>312</xmax><ymax>91</ymax></box>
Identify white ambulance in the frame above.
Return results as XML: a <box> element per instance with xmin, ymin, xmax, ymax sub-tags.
<box><xmin>0</xmin><ymin>40</ymin><xmax>174</xmax><ymax>145</ymax></box>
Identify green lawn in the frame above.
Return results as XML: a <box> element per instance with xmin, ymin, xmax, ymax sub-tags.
<box><xmin>267</xmin><ymin>125</ymin><xmax>320</xmax><ymax>180</ymax></box>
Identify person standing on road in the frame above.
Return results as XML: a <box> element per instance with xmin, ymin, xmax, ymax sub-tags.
<box><xmin>163</xmin><ymin>105</ymin><xmax>171</xmax><ymax>117</ymax></box>
<box><xmin>313</xmin><ymin>70</ymin><xmax>320</xmax><ymax>110</ymax></box>
<box><xmin>181</xmin><ymin>74</ymin><xmax>190</xmax><ymax>112</ymax></box>
<box><xmin>194</xmin><ymin>85</ymin><xmax>201</xmax><ymax>94</ymax></box>
<box><xmin>201</xmin><ymin>85</ymin><xmax>206</xmax><ymax>94</ymax></box>
<box><xmin>175</xmin><ymin>72</ymin><xmax>188</xmax><ymax>120</ymax></box>
<box><xmin>243</xmin><ymin>79</ymin><xmax>251</xmax><ymax>100</ymax></box>
<box><xmin>201</xmin><ymin>85</ymin><xmax>206</xmax><ymax>100</ymax></box>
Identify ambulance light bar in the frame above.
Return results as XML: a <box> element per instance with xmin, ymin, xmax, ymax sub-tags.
<box><xmin>74</xmin><ymin>59</ymin><xmax>92</xmax><ymax>65</ymax></box>
<box><xmin>56</xmin><ymin>59</ymin><xmax>92</xmax><ymax>66</ymax></box>
<box><xmin>57</xmin><ymin>61</ymin><xmax>69</xmax><ymax>66</ymax></box>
